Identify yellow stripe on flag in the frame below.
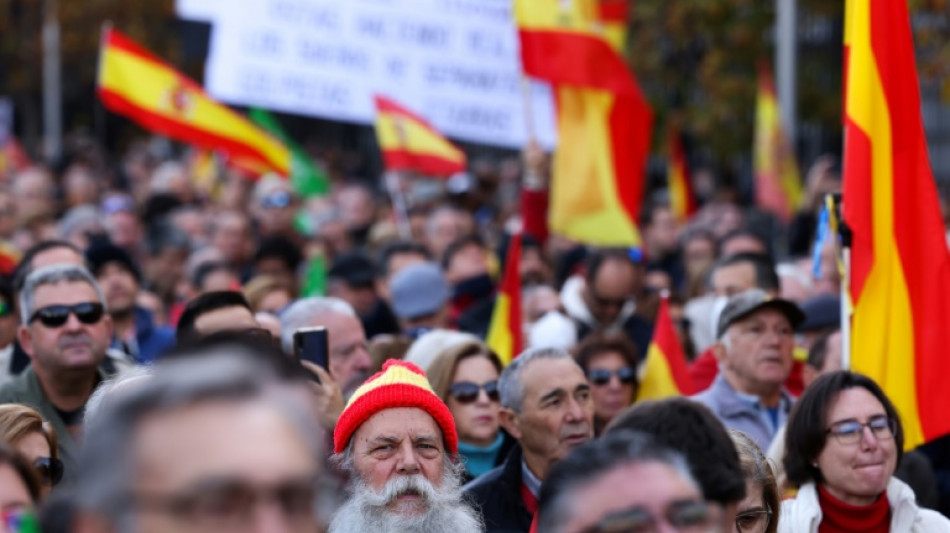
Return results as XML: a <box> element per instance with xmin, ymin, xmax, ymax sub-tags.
<box><xmin>550</xmin><ymin>87</ymin><xmax>641</xmax><ymax>246</ymax></box>
<box><xmin>844</xmin><ymin>0</ymin><xmax>923</xmax><ymax>449</ymax></box>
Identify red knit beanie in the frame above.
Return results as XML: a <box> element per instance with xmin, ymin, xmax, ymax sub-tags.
<box><xmin>333</xmin><ymin>359</ymin><xmax>459</xmax><ymax>454</ymax></box>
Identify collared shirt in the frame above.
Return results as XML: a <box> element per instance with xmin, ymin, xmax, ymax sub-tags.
<box><xmin>692</xmin><ymin>374</ymin><xmax>794</xmax><ymax>451</ymax></box>
<box><xmin>521</xmin><ymin>459</ymin><xmax>542</xmax><ymax>498</ymax></box>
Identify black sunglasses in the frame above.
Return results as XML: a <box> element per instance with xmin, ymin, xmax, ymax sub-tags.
<box><xmin>29</xmin><ymin>302</ymin><xmax>105</xmax><ymax>328</ymax></box>
<box><xmin>448</xmin><ymin>380</ymin><xmax>500</xmax><ymax>404</ymax></box>
<box><xmin>34</xmin><ymin>457</ymin><xmax>64</xmax><ymax>486</ymax></box>
<box><xmin>588</xmin><ymin>367</ymin><xmax>636</xmax><ymax>386</ymax></box>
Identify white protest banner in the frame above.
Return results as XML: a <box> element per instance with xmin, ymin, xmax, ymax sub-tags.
<box><xmin>177</xmin><ymin>0</ymin><xmax>556</xmax><ymax>149</ymax></box>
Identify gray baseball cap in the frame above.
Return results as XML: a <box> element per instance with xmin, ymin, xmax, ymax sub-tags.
<box><xmin>716</xmin><ymin>289</ymin><xmax>805</xmax><ymax>339</ymax></box>
<box><xmin>390</xmin><ymin>262</ymin><xmax>450</xmax><ymax>320</ymax></box>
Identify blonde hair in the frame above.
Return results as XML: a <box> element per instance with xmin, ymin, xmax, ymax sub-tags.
<box><xmin>243</xmin><ymin>275</ymin><xmax>294</xmax><ymax>312</ymax></box>
<box><xmin>0</xmin><ymin>404</ymin><xmax>58</xmax><ymax>459</ymax></box>
<box><xmin>426</xmin><ymin>340</ymin><xmax>503</xmax><ymax>402</ymax></box>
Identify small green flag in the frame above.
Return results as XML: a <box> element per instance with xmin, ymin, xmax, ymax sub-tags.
<box><xmin>303</xmin><ymin>253</ymin><xmax>326</xmax><ymax>297</ymax></box>
<box><xmin>249</xmin><ymin>108</ymin><xmax>329</xmax><ymax>198</ymax></box>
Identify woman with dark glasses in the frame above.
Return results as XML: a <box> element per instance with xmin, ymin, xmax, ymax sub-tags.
<box><xmin>426</xmin><ymin>340</ymin><xmax>514</xmax><ymax>483</ymax></box>
<box><xmin>574</xmin><ymin>333</ymin><xmax>639</xmax><ymax>436</ymax></box>
<box><xmin>0</xmin><ymin>404</ymin><xmax>64</xmax><ymax>499</ymax></box>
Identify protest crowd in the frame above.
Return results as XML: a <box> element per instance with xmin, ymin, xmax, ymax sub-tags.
<box><xmin>2</xmin><ymin>1</ymin><xmax>950</xmax><ymax>533</ymax></box>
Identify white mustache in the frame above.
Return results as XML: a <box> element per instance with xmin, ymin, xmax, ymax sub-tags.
<box><xmin>360</xmin><ymin>474</ymin><xmax>437</xmax><ymax>508</ymax></box>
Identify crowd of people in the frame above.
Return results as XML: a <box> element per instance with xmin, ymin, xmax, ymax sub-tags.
<box><xmin>0</xmin><ymin>133</ymin><xmax>948</xmax><ymax>533</ymax></box>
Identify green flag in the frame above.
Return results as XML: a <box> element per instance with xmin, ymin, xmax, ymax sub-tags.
<box><xmin>249</xmin><ymin>108</ymin><xmax>329</xmax><ymax>198</ymax></box>
<box><xmin>302</xmin><ymin>253</ymin><xmax>327</xmax><ymax>297</ymax></box>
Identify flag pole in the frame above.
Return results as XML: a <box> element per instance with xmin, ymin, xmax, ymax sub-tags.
<box><xmin>520</xmin><ymin>77</ymin><xmax>537</xmax><ymax>143</ymax></box>
<box><xmin>386</xmin><ymin>170</ymin><xmax>412</xmax><ymax>239</ymax></box>
<box><xmin>831</xmin><ymin>192</ymin><xmax>852</xmax><ymax>370</ymax></box>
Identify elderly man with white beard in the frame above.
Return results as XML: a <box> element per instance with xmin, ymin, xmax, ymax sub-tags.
<box><xmin>329</xmin><ymin>359</ymin><xmax>484</xmax><ymax>533</ymax></box>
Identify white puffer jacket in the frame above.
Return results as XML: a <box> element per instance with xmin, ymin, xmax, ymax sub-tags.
<box><xmin>779</xmin><ymin>478</ymin><xmax>950</xmax><ymax>533</ymax></box>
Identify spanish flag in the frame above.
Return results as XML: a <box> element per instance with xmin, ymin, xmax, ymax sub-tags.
<box><xmin>486</xmin><ymin>232</ymin><xmax>523</xmax><ymax>366</ymax></box>
<box><xmin>753</xmin><ymin>61</ymin><xmax>803</xmax><ymax>222</ymax></box>
<box><xmin>844</xmin><ymin>0</ymin><xmax>950</xmax><ymax>449</ymax></box>
<box><xmin>667</xmin><ymin>125</ymin><xmax>696</xmax><ymax>224</ymax></box>
<box><xmin>636</xmin><ymin>294</ymin><xmax>696</xmax><ymax>401</ymax></box>
<box><xmin>97</xmin><ymin>28</ymin><xmax>290</xmax><ymax>176</ymax></box>
<box><xmin>515</xmin><ymin>0</ymin><xmax>651</xmax><ymax>247</ymax></box>
<box><xmin>373</xmin><ymin>95</ymin><xmax>466</xmax><ymax>177</ymax></box>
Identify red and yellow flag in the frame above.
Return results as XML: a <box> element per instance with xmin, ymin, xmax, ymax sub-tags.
<box><xmin>667</xmin><ymin>125</ymin><xmax>696</xmax><ymax>224</ymax></box>
<box><xmin>487</xmin><ymin>233</ymin><xmax>523</xmax><ymax>366</ymax></box>
<box><xmin>843</xmin><ymin>0</ymin><xmax>950</xmax><ymax>449</ymax></box>
<box><xmin>515</xmin><ymin>0</ymin><xmax>651</xmax><ymax>247</ymax></box>
<box><xmin>754</xmin><ymin>61</ymin><xmax>803</xmax><ymax>222</ymax></box>
<box><xmin>97</xmin><ymin>28</ymin><xmax>290</xmax><ymax>176</ymax></box>
<box><xmin>636</xmin><ymin>295</ymin><xmax>696</xmax><ymax>401</ymax></box>
<box><xmin>373</xmin><ymin>95</ymin><xmax>466</xmax><ymax>177</ymax></box>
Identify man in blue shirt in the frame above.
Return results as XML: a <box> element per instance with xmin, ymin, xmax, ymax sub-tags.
<box><xmin>693</xmin><ymin>289</ymin><xmax>804</xmax><ymax>451</ymax></box>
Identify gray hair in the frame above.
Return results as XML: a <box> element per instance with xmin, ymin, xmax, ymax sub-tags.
<box><xmin>538</xmin><ymin>430</ymin><xmax>700</xmax><ymax>533</ymax></box>
<box><xmin>58</xmin><ymin>205</ymin><xmax>104</xmax><ymax>240</ymax></box>
<box><xmin>76</xmin><ymin>349</ymin><xmax>323</xmax><ymax>532</ymax></box>
<box><xmin>19</xmin><ymin>264</ymin><xmax>106</xmax><ymax>324</ymax></box>
<box><xmin>83</xmin><ymin>366</ymin><xmax>154</xmax><ymax>430</ymax></box>
<box><xmin>280</xmin><ymin>297</ymin><xmax>356</xmax><ymax>354</ymax></box>
<box><xmin>498</xmin><ymin>346</ymin><xmax>576</xmax><ymax>413</ymax></box>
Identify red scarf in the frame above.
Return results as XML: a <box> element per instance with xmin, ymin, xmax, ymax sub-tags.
<box><xmin>818</xmin><ymin>483</ymin><xmax>890</xmax><ymax>533</ymax></box>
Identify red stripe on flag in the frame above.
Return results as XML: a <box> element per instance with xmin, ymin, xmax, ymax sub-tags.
<box><xmin>598</xmin><ymin>0</ymin><xmax>629</xmax><ymax>22</ymax></box>
<box><xmin>869</xmin><ymin>0</ymin><xmax>950</xmax><ymax>441</ymax></box>
<box><xmin>654</xmin><ymin>296</ymin><xmax>696</xmax><ymax>395</ymax></box>
<box><xmin>374</xmin><ymin>95</ymin><xmax>441</xmax><ymax>133</ymax></box>
<box><xmin>517</xmin><ymin>29</ymin><xmax>636</xmax><ymax>95</ymax></box>
<box><xmin>381</xmin><ymin>149</ymin><xmax>465</xmax><ymax>177</ymax></box>
<box><xmin>504</xmin><ymin>233</ymin><xmax>524</xmax><ymax>360</ymax></box>
<box><xmin>609</xmin><ymin>93</ymin><xmax>651</xmax><ymax>228</ymax></box>
<box><xmin>843</xmin><ymin>116</ymin><xmax>874</xmax><ymax>301</ymax></box>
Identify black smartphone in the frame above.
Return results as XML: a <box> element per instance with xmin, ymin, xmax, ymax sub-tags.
<box><xmin>293</xmin><ymin>326</ymin><xmax>330</xmax><ymax>371</ymax></box>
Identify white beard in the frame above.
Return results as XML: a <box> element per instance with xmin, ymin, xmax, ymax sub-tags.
<box><xmin>328</xmin><ymin>468</ymin><xmax>483</xmax><ymax>533</ymax></box>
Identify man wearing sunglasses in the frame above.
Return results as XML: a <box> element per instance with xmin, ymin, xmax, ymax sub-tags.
<box><xmin>0</xmin><ymin>264</ymin><xmax>114</xmax><ymax>488</ymax></box>
<box><xmin>562</xmin><ymin>249</ymin><xmax>653</xmax><ymax>359</ymax></box>
<box><xmin>538</xmin><ymin>430</ymin><xmax>722</xmax><ymax>533</ymax></box>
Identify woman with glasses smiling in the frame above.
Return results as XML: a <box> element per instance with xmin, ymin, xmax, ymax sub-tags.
<box><xmin>779</xmin><ymin>371</ymin><xmax>950</xmax><ymax>532</ymax></box>
<box><xmin>574</xmin><ymin>333</ymin><xmax>639</xmax><ymax>436</ymax></box>
<box><xmin>426</xmin><ymin>340</ymin><xmax>514</xmax><ymax>483</ymax></box>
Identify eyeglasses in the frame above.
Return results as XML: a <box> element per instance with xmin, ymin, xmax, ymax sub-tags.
<box><xmin>826</xmin><ymin>415</ymin><xmax>897</xmax><ymax>445</ymax></box>
<box><xmin>28</xmin><ymin>302</ymin><xmax>105</xmax><ymax>328</ymax></box>
<box><xmin>260</xmin><ymin>191</ymin><xmax>293</xmax><ymax>209</ymax></box>
<box><xmin>0</xmin><ymin>300</ymin><xmax>10</xmax><ymax>317</ymax></box>
<box><xmin>448</xmin><ymin>380</ymin><xmax>500</xmax><ymax>404</ymax></box>
<box><xmin>735</xmin><ymin>505</ymin><xmax>772</xmax><ymax>533</ymax></box>
<box><xmin>579</xmin><ymin>499</ymin><xmax>721</xmax><ymax>533</ymax></box>
<box><xmin>130</xmin><ymin>476</ymin><xmax>318</xmax><ymax>529</ymax></box>
<box><xmin>590</xmin><ymin>291</ymin><xmax>630</xmax><ymax>310</ymax></box>
<box><xmin>588</xmin><ymin>367</ymin><xmax>636</xmax><ymax>386</ymax></box>
<box><xmin>34</xmin><ymin>456</ymin><xmax>64</xmax><ymax>486</ymax></box>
